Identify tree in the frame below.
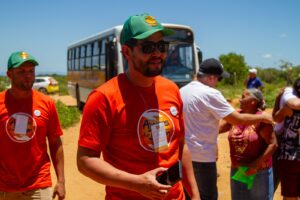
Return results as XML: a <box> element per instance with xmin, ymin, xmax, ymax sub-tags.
<box><xmin>259</xmin><ymin>68</ymin><xmax>283</xmax><ymax>84</ymax></box>
<box><xmin>219</xmin><ymin>52</ymin><xmax>248</xmax><ymax>85</ymax></box>
<box><xmin>278</xmin><ymin>60</ymin><xmax>300</xmax><ymax>85</ymax></box>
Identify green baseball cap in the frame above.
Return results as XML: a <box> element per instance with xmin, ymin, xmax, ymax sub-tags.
<box><xmin>7</xmin><ymin>51</ymin><xmax>39</xmax><ymax>70</ymax></box>
<box><xmin>120</xmin><ymin>13</ymin><xmax>174</xmax><ymax>45</ymax></box>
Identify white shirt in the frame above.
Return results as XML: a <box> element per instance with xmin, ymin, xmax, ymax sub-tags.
<box><xmin>274</xmin><ymin>87</ymin><xmax>297</xmax><ymax>133</ymax></box>
<box><xmin>180</xmin><ymin>81</ymin><xmax>234</xmax><ymax>162</ymax></box>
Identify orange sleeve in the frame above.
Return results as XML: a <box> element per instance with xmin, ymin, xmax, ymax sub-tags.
<box><xmin>78</xmin><ymin>90</ymin><xmax>112</xmax><ymax>153</ymax></box>
<box><xmin>47</xmin><ymin>99</ymin><xmax>63</xmax><ymax>140</ymax></box>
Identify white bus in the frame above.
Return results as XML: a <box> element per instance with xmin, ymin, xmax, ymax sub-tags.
<box><xmin>67</xmin><ymin>24</ymin><xmax>202</xmax><ymax>109</ymax></box>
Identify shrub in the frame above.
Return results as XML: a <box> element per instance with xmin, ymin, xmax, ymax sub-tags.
<box><xmin>0</xmin><ymin>76</ymin><xmax>10</xmax><ymax>92</ymax></box>
<box><xmin>55</xmin><ymin>100</ymin><xmax>80</xmax><ymax>129</ymax></box>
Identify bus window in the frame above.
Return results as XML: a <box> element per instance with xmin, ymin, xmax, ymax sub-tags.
<box><xmin>108</xmin><ymin>35</ymin><xmax>114</xmax><ymax>41</ymax></box>
<box><xmin>67</xmin><ymin>50</ymin><xmax>72</xmax><ymax>70</ymax></box>
<box><xmin>92</xmin><ymin>41</ymin><xmax>100</xmax><ymax>70</ymax></box>
<box><xmin>86</xmin><ymin>43</ymin><xmax>92</xmax><ymax>69</ymax></box>
<box><xmin>80</xmin><ymin>45</ymin><xmax>86</xmax><ymax>70</ymax></box>
<box><xmin>100</xmin><ymin>40</ymin><xmax>106</xmax><ymax>70</ymax></box>
<box><xmin>75</xmin><ymin>47</ymin><xmax>80</xmax><ymax>70</ymax></box>
<box><xmin>71</xmin><ymin>49</ymin><xmax>75</xmax><ymax>70</ymax></box>
<box><xmin>106</xmin><ymin>40</ymin><xmax>118</xmax><ymax>81</ymax></box>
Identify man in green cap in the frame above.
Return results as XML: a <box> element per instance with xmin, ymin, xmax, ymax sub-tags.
<box><xmin>0</xmin><ymin>51</ymin><xmax>65</xmax><ymax>200</ymax></box>
<box><xmin>77</xmin><ymin>14</ymin><xmax>200</xmax><ymax>199</ymax></box>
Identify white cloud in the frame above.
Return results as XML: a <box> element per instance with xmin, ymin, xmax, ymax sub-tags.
<box><xmin>262</xmin><ymin>54</ymin><xmax>272</xmax><ymax>59</ymax></box>
<box><xmin>280</xmin><ymin>33</ymin><xmax>287</xmax><ymax>38</ymax></box>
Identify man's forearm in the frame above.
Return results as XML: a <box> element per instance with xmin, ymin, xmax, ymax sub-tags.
<box><xmin>224</xmin><ymin>111</ymin><xmax>272</xmax><ymax>126</ymax></box>
<box><xmin>181</xmin><ymin>144</ymin><xmax>200</xmax><ymax>199</ymax></box>
<box><xmin>49</xmin><ymin>138</ymin><xmax>65</xmax><ymax>183</ymax></box>
<box><xmin>77</xmin><ymin>146</ymin><xmax>142</xmax><ymax>192</ymax></box>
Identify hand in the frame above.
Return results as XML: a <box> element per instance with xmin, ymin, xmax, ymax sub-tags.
<box><xmin>134</xmin><ymin>167</ymin><xmax>172</xmax><ymax>200</ymax></box>
<box><xmin>231</xmin><ymin>132</ymin><xmax>244</xmax><ymax>142</ymax></box>
<box><xmin>245</xmin><ymin>159</ymin><xmax>268</xmax><ymax>176</ymax></box>
<box><xmin>245</xmin><ymin>167</ymin><xmax>257</xmax><ymax>176</ymax></box>
<box><xmin>260</xmin><ymin>112</ymin><xmax>273</xmax><ymax>124</ymax></box>
<box><xmin>52</xmin><ymin>181</ymin><xmax>65</xmax><ymax>200</ymax></box>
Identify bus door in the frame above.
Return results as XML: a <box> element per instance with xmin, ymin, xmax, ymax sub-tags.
<box><xmin>105</xmin><ymin>40</ymin><xmax>118</xmax><ymax>81</ymax></box>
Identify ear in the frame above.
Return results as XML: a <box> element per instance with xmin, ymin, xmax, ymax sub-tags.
<box><xmin>208</xmin><ymin>75</ymin><xmax>216</xmax><ymax>82</ymax></box>
<box><xmin>121</xmin><ymin>45</ymin><xmax>131</xmax><ymax>60</ymax></box>
<box><xmin>6</xmin><ymin>70</ymin><xmax>12</xmax><ymax>79</ymax></box>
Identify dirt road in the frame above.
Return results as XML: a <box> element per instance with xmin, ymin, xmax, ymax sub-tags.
<box><xmin>51</xmin><ymin>96</ymin><xmax>282</xmax><ymax>199</ymax></box>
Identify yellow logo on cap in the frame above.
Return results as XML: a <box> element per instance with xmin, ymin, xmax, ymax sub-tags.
<box><xmin>20</xmin><ymin>52</ymin><xmax>29</xmax><ymax>59</ymax></box>
<box><xmin>145</xmin><ymin>16</ymin><xmax>158</xmax><ymax>26</ymax></box>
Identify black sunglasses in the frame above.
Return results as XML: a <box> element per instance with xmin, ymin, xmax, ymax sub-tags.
<box><xmin>138</xmin><ymin>40</ymin><xmax>169</xmax><ymax>54</ymax></box>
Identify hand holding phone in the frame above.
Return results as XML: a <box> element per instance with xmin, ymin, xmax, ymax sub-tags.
<box><xmin>156</xmin><ymin>160</ymin><xmax>182</xmax><ymax>186</ymax></box>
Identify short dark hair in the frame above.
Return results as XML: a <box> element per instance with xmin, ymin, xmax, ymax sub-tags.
<box><xmin>124</xmin><ymin>38</ymin><xmax>138</xmax><ymax>49</ymax></box>
<box><xmin>293</xmin><ymin>77</ymin><xmax>300</xmax><ymax>97</ymax></box>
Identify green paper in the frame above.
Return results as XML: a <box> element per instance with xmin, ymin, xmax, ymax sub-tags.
<box><xmin>231</xmin><ymin>166</ymin><xmax>256</xmax><ymax>190</ymax></box>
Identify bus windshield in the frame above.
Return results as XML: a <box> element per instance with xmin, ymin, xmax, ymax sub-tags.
<box><xmin>163</xmin><ymin>42</ymin><xmax>194</xmax><ymax>87</ymax></box>
<box><xmin>164</xmin><ymin>28</ymin><xmax>195</xmax><ymax>87</ymax></box>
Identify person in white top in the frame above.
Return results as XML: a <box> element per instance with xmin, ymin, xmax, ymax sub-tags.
<box><xmin>180</xmin><ymin>58</ymin><xmax>273</xmax><ymax>200</ymax></box>
<box><xmin>272</xmin><ymin>77</ymin><xmax>300</xmax><ymax>197</ymax></box>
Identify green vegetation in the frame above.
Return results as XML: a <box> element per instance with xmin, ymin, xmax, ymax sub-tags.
<box><xmin>0</xmin><ymin>76</ymin><xmax>10</xmax><ymax>91</ymax></box>
<box><xmin>55</xmin><ymin>100</ymin><xmax>81</xmax><ymax>129</ymax></box>
<box><xmin>217</xmin><ymin>81</ymin><xmax>283</xmax><ymax>109</ymax></box>
<box><xmin>219</xmin><ymin>52</ymin><xmax>248</xmax><ymax>85</ymax></box>
<box><xmin>218</xmin><ymin>53</ymin><xmax>300</xmax><ymax>109</ymax></box>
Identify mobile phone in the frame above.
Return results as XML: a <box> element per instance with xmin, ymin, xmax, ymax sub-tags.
<box><xmin>156</xmin><ymin>160</ymin><xmax>182</xmax><ymax>186</ymax></box>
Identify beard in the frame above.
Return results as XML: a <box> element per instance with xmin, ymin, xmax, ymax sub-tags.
<box><xmin>12</xmin><ymin>77</ymin><xmax>34</xmax><ymax>91</ymax></box>
<box><xmin>132</xmin><ymin>57</ymin><xmax>166</xmax><ymax>77</ymax></box>
<box><xmin>22</xmin><ymin>82</ymin><xmax>34</xmax><ymax>90</ymax></box>
<box><xmin>16</xmin><ymin>82</ymin><xmax>34</xmax><ymax>91</ymax></box>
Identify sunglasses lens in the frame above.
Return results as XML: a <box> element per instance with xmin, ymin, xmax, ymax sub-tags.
<box><xmin>141</xmin><ymin>41</ymin><xmax>169</xmax><ymax>54</ymax></box>
<box><xmin>142</xmin><ymin>43</ymin><xmax>156</xmax><ymax>54</ymax></box>
<box><xmin>218</xmin><ymin>76</ymin><xmax>223</xmax><ymax>81</ymax></box>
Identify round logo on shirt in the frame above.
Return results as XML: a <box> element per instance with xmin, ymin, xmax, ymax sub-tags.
<box><xmin>137</xmin><ymin>109</ymin><xmax>175</xmax><ymax>152</ymax></box>
<box><xmin>5</xmin><ymin>112</ymin><xmax>37</xmax><ymax>143</ymax></box>
<box><xmin>170</xmin><ymin>106</ymin><xmax>178</xmax><ymax>116</ymax></box>
<box><xmin>34</xmin><ymin>109</ymin><xmax>41</xmax><ymax>117</ymax></box>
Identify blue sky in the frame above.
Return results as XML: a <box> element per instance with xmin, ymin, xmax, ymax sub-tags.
<box><xmin>0</xmin><ymin>0</ymin><xmax>299</xmax><ymax>75</ymax></box>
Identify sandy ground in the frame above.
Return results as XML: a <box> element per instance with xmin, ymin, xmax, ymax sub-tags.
<box><xmin>50</xmin><ymin>95</ymin><xmax>282</xmax><ymax>200</ymax></box>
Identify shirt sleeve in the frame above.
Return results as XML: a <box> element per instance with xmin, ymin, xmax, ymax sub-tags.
<box><xmin>78</xmin><ymin>90</ymin><xmax>112</xmax><ymax>153</ymax></box>
<box><xmin>282</xmin><ymin>87</ymin><xmax>297</xmax><ymax>104</ymax></box>
<box><xmin>257</xmin><ymin>78</ymin><xmax>263</xmax><ymax>87</ymax></box>
<box><xmin>205</xmin><ymin>90</ymin><xmax>234</xmax><ymax>120</ymax></box>
<box><xmin>47</xmin><ymin>99</ymin><xmax>63</xmax><ymax>140</ymax></box>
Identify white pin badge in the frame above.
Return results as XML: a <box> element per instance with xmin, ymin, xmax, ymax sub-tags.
<box><xmin>34</xmin><ymin>110</ymin><xmax>41</xmax><ymax>117</ymax></box>
<box><xmin>170</xmin><ymin>106</ymin><xmax>178</xmax><ymax>116</ymax></box>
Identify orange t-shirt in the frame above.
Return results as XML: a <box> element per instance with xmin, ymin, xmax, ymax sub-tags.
<box><xmin>79</xmin><ymin>74</ymin><xmax>185</xmax><ymax>199</ymax></box>
<box><xmin>0</xmin><ymin>90</ymin><xmax>63</xmax><ymax>192</ymax></box>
